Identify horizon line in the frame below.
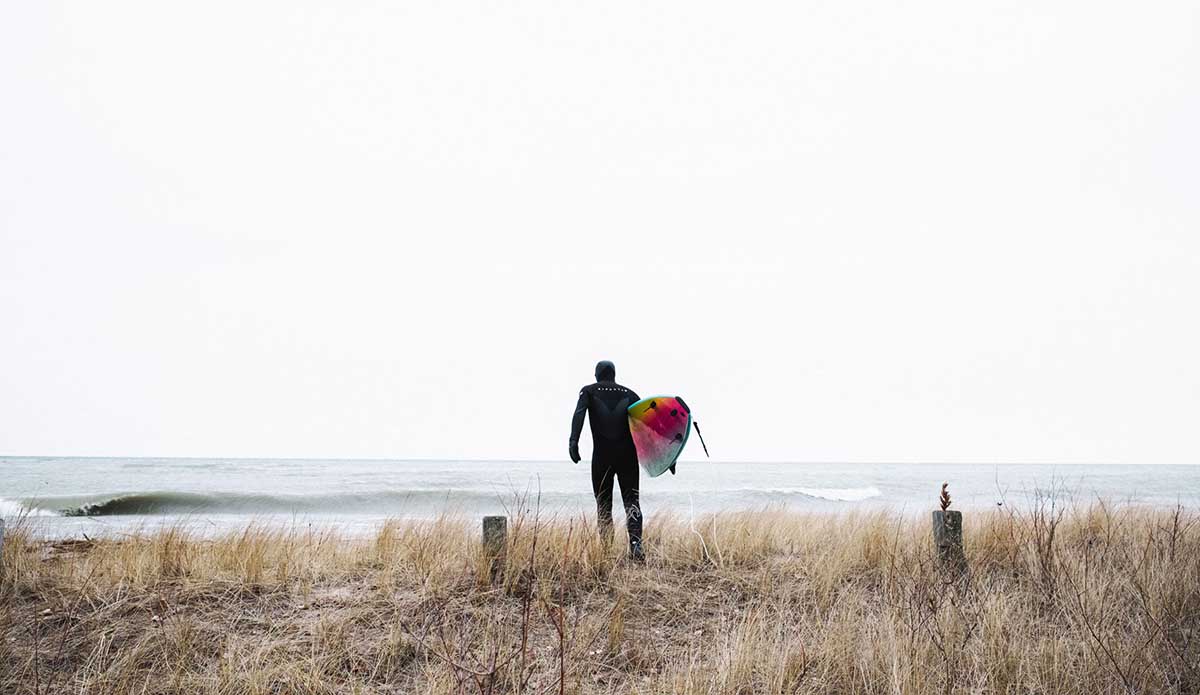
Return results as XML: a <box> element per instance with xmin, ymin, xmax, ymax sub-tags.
<box><xmin>0</xmin><ymin>454</ymin><xmax>1158</xmax><ymax>466</ymax></box>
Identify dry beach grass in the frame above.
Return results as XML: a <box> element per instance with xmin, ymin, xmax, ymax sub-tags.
<box><xmin>2</xmin><ymin>500</ymin><xmax>1199</xmax><ymax>694</ymax></box>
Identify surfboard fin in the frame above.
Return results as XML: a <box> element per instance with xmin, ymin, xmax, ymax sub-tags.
<box><xmin>692</xmin><ymin>421</ymin><xmax>710</xmax><ymax>458</ymax></box>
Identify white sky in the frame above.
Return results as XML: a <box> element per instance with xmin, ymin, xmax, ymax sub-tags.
<box><xmin>1</xmin><ymin>1</ymin><xmax>1197</xmax><ymax>463</ymax></box>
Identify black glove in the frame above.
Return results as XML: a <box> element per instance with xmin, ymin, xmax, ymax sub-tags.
<box><xmin>569</xmin><ymin>440</ymin><xmax>581</xmax><ymax>464</ymax></box>
<box><xmin>669</xmin><ymin>463</ymin><xmax>676</xmax><ymax>475</ymax></box>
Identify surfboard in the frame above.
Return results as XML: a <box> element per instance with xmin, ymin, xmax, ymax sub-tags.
<box><xmin>627</xmin><ymin>396</ymin><xmax>692</xmax><ymax>477</ymax></box>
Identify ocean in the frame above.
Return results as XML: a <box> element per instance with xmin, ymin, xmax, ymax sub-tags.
<box><xmin>2</xmin><ymin>457</ymin><xmax>1198</xmax><ymax>538</ymax></box>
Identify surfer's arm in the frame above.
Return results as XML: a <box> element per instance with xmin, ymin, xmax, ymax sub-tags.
<box><xmin>569</xmin><ymin>388</ymin><xmax>588</xmax><ymax>462</ymax></box>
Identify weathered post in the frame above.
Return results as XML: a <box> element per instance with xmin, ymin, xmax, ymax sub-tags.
<box><xmin>932</xmin><ymin>509</ymin><xmax>966</xmax><ymax>573</ymax></box>
<box><xmin>482</xmin><ymin>515</ymin><xmax>507</xmax><ymax>579</ymax></box>
<box><xmin>933</xmin><ymin>483</ymin><xmax>967</xmax><ymax>576</ymax></box>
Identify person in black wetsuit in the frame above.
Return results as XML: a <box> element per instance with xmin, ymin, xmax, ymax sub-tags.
<box><xmin>569</xmin><ymin>360</ymin><xmax>646</xmax><ymax>560</ymax></box>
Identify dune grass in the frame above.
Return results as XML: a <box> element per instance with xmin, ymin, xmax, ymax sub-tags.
<box><xmin>2</xmin><ymin>500</ymin><xmax>1199</xmax><ymax>694</ymax></box>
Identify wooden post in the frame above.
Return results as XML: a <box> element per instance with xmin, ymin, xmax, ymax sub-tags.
<box><xmin>482</xmin><ymin>515</ymin><xmax>507</xmax><ymax>578</ymax></box>
<box><xmin>932</xmin><ymin>510</ymin><xmax>966</xmax><ymax>576</ymax></box>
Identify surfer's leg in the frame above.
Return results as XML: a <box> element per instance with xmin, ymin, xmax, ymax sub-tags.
<box><xmin>591</xmin><ymin>460</ymin><xmax>616</xmax><ymax>545</ymax></box>
<box><xmin>616</xmin><ymin>462</ymin><xmax>643</xmax><ymax>560</ymax></box>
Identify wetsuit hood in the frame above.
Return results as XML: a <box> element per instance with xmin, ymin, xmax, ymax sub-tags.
<box><xmin>595</xmin><ymin>360</ymin><xmax>616</xmax><ymax>382</ymax></box>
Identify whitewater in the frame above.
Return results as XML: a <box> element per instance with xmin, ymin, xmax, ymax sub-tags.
<box><xmin>2</xmin><ymin>457</ymin><xmax>1198</xmax><ymax>538</ymax></box>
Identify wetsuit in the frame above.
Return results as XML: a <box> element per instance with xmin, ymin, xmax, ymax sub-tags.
<box><xmin>569</xmin><ymin>361</ymin><xmax>642</xmax><ymax>555</ymax></box>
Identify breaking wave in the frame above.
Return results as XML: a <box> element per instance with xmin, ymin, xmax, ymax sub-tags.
<box><xmin>785</xmin><ymin>486</ymin><xmax>882</xmax><ymax>502</ymax></box>
<box><xmin>3</xmin><ymin>486</ymin><xmax>884</xmax><ymax>520</ymax></box>
<box><xmin>11</xmin><ymin>490</ymin><xmax>523</xmax><ymax>517</ymax></box>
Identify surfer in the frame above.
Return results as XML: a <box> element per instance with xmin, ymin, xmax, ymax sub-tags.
<box><xmin>569</xmin><ymin>360</ymin><xmax>646</xmax><ymax>561</ymax></box>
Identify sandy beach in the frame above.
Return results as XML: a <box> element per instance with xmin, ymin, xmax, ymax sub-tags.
<box><xmin>2</xmin><ymin>502</ymin><xmax>1197</xmax><ymax>694</ymax></box>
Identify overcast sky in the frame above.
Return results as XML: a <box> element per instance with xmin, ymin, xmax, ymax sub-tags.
<box><xmin>2</xmin><ymin>0</ymin><xmax>1197</xmax><ymax>463</ymax></box>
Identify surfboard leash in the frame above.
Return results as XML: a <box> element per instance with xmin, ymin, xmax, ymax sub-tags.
<box><xmin>692</xmin><ymin>421</ymin><xmax>710</xmax><ymax>458</ymax></box>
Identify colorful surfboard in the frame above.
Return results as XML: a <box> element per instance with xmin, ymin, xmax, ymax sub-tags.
<box><xmin>627</xmin><ymin>396</ymin><xmax>693</xmax><ymax>477</ymax></box>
